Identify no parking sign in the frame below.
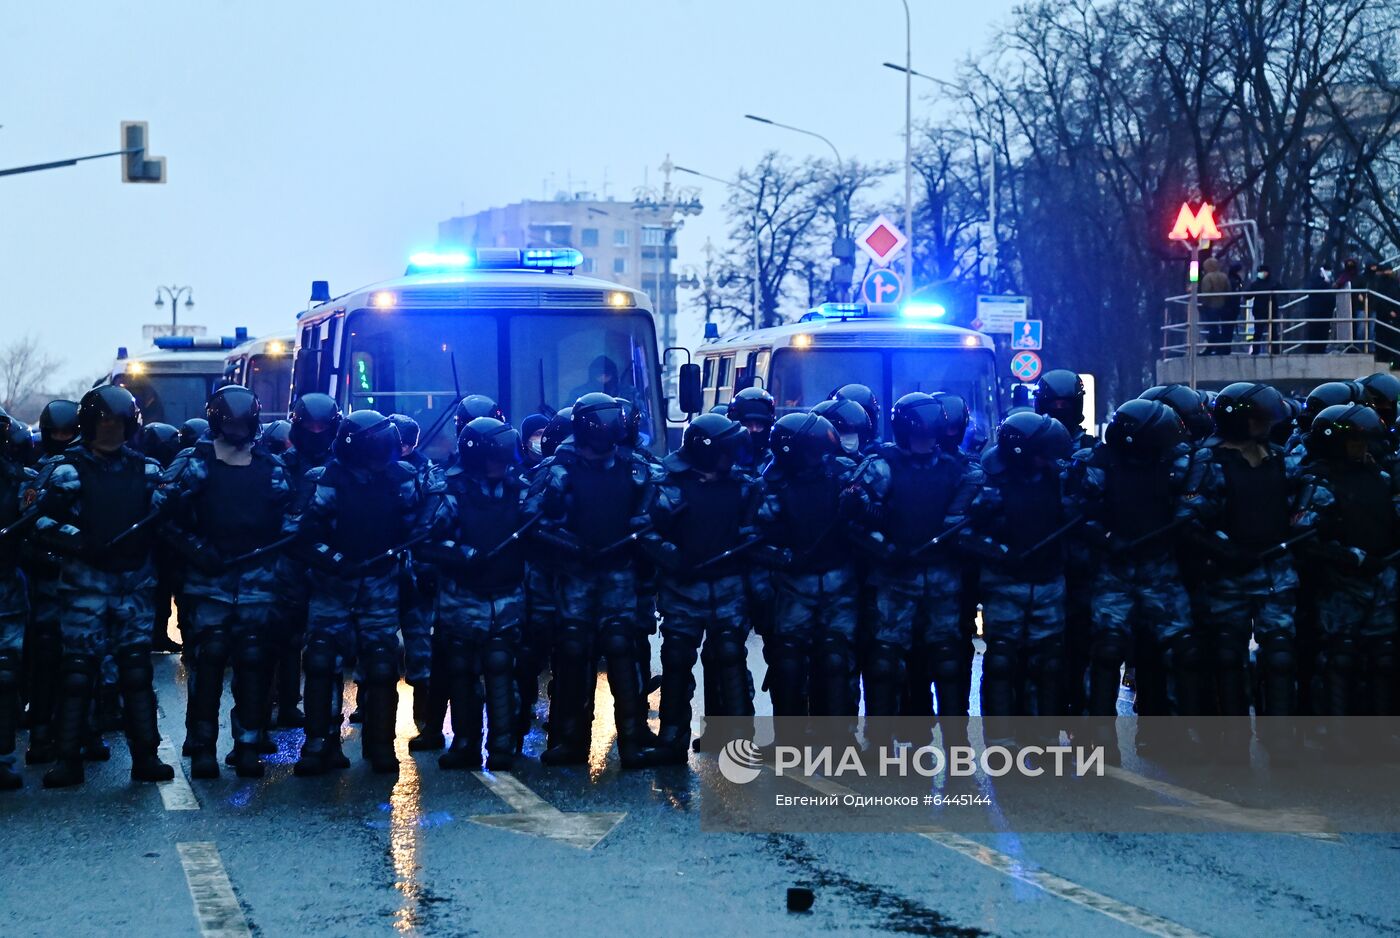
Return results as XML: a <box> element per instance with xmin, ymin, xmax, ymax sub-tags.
<box><xmin>1010</xmin><ymin>351</ymin><xmax>1042</xmax><ymax>382</ymax></box>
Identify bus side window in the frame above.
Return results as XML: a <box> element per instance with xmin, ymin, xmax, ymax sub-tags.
<box><xmin>753</xmin><ymin>349</ymin><xmax>771</xmax><ymax>388</ymax></box>
<box><xmin>716</xmin><ymin>354</ymin><xmax>735</xmax><ymax>407</ymax></box>
<box><xmin>702</xmin><ymin>355</ymin><xmax>718</xmax><ymax>412</ymax></box>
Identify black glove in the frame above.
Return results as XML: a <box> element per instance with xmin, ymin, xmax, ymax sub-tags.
<box><xmin>307</xmin><ymin>542</ymin><xmax>350</xmax><ymax>576</ymax></box>
<box><xmin>637</xmin><ymin>533</ymin><xmax>681</xmax><ymax>573</ymax></box>
<box><xmin>956</xmin><ymin>529</ymin><xmax>1011</xmax><ymax>564</ymax></box>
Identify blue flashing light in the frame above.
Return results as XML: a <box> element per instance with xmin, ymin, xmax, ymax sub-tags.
<box><xmin>154</xmin><ymin>336</ymin><xmax>194</xmax><ymax>349</ymax></box>
<box><xmin>902</xmin><ymin>302</ymin><xmax>947</xmax><ymax>320</ymax></box>
<box><xmin>521</xmin><ymin>248</ymin><xmax>584</xmax><ymax>270</ymax></box>
<box><xmin>408</xmin><ymin>250</ymin><xmax>473</xmax><ymax>272</ymax></box>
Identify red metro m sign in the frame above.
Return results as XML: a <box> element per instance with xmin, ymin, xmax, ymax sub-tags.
<box><xmin>1168</xmin><ymin>202</ymin><xmax>1222</xmax><ymax>244</ymax></box>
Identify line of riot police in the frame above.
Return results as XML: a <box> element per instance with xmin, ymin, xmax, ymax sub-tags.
<box><xmin>0</xmin><ymin>364</ymin><xmax>1397</xmax><ymax>789</ymax></box>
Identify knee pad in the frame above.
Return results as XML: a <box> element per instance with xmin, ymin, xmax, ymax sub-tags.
<box><xmin>1214</xmin><ymin>640</ymin><xmax>1247</xmax><ymax>672</ymax></box>
<box><xmin>442</xmin><ymin>635</ymin><xmax>477</xmax><ymax>678</ymax></box>
<box><xmin>1366</xmin><ymin>636</ymin><xmax>1396</xmax><ymax>678</ymax></box>
<box><xmin>703</xmin><ymin>628</ymin><xmax>747</xmax><ymax>668</ymax></box>
<box><xmin>981</xmin><ymin>638</ymin><xmax>1018</xmax><ymax>680</ymax></box>
<box><xmin>236</xmin><ymin>634</ymin><xmax>267</xmax><ymax>671</ymax></box>
<box><xmin>0</xmin><ymin>650</ymin><xmax>18</xmax><ymax>686</ymax></box>
<box><xmin>1028</xmin><ymin>638</ymin><xmax>1065</xmax><ymax>677</ymax></box>
<box><xmin>60</xmin><ymin>654</ymin><xmax>98</xmax><ymax>693</ymax></box>
<box><xmin>116</xmin><ymin>649</ymin><xmax>154</xmax><ymax>688</ymax></box>
<box><xmin>360</xmin><ymin>641</ymin><xmax>399</xmax><ymax>685</ymax></box>
<box><xmin>660</xmin><ymin>634</ymin><xmax>700</xmax><ymax>672</ymax></box>
<box><xmin>865</xmin><ymin>641</ymin><xmax>905</xmax><ymax>683</ymax></box>
<box><xmin>1258</xmin><ymin>634</ymin><xmax>1297</xmax><ymax>676</ymax></box>
<box><xmin>1327</xmin><ymin>635</ymin><xmax>1359</xmax><ymax>674</ymax></box>
<box><xmin>555</xmin><ymin>622</ymin><xmax>590</xmax><ymax>662</ymax></box>
<box><xmin>814</xmin><ymin>636</ymin><xmax>852</xmax><ymax>678</ymax></box>
<box><xmin>482</xmin><ymin>637</ymin><xmax>513</xmax><ymax>677</ymax></box>
<box><xmin>597</xmin><ymin>619</ymin><xmax>634</xmax><ymax>662</ymax></box>
<box><xmin>197</xmin><ymin>627</ymin><xmax>231</xmax><ymax>664</ymax></box>
<box><xmin>303</xmin><ymin>639</ymin><xmax>337</xmax><ymax>678</ymax></box>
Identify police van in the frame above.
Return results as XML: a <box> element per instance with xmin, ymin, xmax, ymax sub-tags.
<box><xmin>223</xmin><ymin>331</ymin><xmax>295</xmax><ymax>422</ymax></box>
<box><xmin>695</xmin><ymin>302</ymin><xmax>1000</xmax><ymax>442</ymax></box>
<box><xmin>290</xmin><ymin>248</ymin><xmax>667</xmax><ymax>460</ymax></box>
<box><xmin>108</xmin><ymin>329</ymin><xmax>253</xmax><ymax>426</ymax></box>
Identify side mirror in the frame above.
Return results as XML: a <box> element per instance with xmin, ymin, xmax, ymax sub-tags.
<box><xmin>678</xmin><ymin>363</ymin><xmax>703</xmax><ymax>414</ymax></box>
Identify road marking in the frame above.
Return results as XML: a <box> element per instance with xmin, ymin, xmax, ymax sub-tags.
<box><xmin>787</xmin><ymin>772</ymin><xmax>1206</xmax><ymax>938</ymax></box>
<box><xmin>1104</xmin><ymin>766</ymin><xmax>1340</xmax><ymax>842</ymax></box>
<box><xmin>177</xmin><ymin>842</ymin><xmax>252</xmax><ymax>938</ymax></box>
<box><xmin>154</xmin><ymin>688</ymin><xmax>199</xmax><ymax>811</ymax></box>
<box><xmin>470</xmin><ymin>771</ymin><xmax>626</xmax><ymax>850</ymax></box>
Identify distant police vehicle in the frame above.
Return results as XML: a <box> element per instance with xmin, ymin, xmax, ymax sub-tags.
<box><xmin>224</xmin><ymin>331</ymin><xmax>294</xmax><ymax>422</ymax></box>
<box><xmin>696</xmin><ymin>302</ymin><xmax>1000</xmax><ymax>442</ymax></box>
<box><xmin>108</xmin><ymin>328</ymin><xmax>252</xmax><ymax>425</ymax></box>
<box><xmin>291</xmin><ymin>248</ymin><xmax>663</xmax><ymax>459</ymax></box>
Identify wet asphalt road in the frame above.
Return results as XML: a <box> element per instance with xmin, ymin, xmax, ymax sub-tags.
<box><xmin>2</xmin><ymin>639</ymin><xmax>1399</xmax><ymax>938</ymax></box>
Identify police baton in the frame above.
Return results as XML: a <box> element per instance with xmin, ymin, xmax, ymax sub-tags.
<box><xmin>1016</xmin><ymin>515</ymin><xmax>1085</xmax><ymax>562</ymax></box>
<box><xmin>0</xmin><ymin>501</ymin><xmax>45</xmax><ymax>544</ymax></box>
<box><xmin>1255</xmin><ymin>528</ymin><xmax>1318</xmax><ymax>564</ymax></box>
<box><xmin>477</xmin><ymin>513</ymin><xmax>543</xmax><ymax>563</ymax></box>
<box><xmin>223</xmin><ymin>533</ymin><xmax>298</xmax><ymax>569</ymax></box>
<box><xmin>1123</xmin><ymin>517</ymin><xmax>1185</xmax><ymax>552</ymax></box>
<box><xmin>342</xmin><ymin>530</ymin><xmax>434</xmax><ymax>578</ymax></box>
<box><xmin>910</xmin><ymin>517</ymin><xmax>972</xmax><ymax>559</ymax></box>
<box><xmin>693</xmin><ymin>536</ymin><xmax>765</xmax><ymax>573</ymax></box>
<box><xmin>104</xmin><ymin>507</ymin><xmax>164</xmax><ymax>551</ymax></box>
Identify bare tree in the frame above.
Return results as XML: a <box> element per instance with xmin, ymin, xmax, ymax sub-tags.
<box><xmin>0</xmin><ymin>334</ymin><xmax>63</xmax><ymax>420</ymax></box>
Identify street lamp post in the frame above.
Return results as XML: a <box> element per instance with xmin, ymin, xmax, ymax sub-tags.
<box><xmin>743</xmin><ymin>114</ymin><xmax>853</xmax><ymax>303</ymax></box>
<box><xmin>675</xmin><ymin>165</ymin><xmax>762</xmax><ymax>323</ymax></box>
<box><xmin>153</xmin><ymin>284</ymin><xmax>195</xmax><ymax>333</ymax></box>
<box><xmin>883</xmin><ymin>63</ymin><xmax>996</xmax><ymax>289</ymax></box>
<box><xmin>900</xmin><ymin>0</ymin><xmax>913</xmax><ymax>292</ymax></box>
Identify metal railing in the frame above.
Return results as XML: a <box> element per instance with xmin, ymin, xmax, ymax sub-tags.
<box><xmin>1161</xmin><ymin>288</ymin><xmax>1400</xmax><ymax>363</ymax></box>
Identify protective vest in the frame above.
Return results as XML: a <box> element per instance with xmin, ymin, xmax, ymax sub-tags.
<box><xmin>448</xmin><ymin>474</ymin><xmax>525</xmax><ymax>591</ymax></box>
<box><xmin>884</xmin><ymin>448</ymin><xmax>960</xmax><ymax>550</ymax></box>
<box><xmin>326</xmin><ymin>465</ymin><xmax>405</xmax><ymax>563</ymax></box>
<box><xmin>996</xmin><ymin>469</ymin><xmax>1064</xmax><ymax>581</ymax></box>
<box><xmin>1103</xmin><ymin>457</ymin><xmax>1173</xmax><ymax>545</ymax></box>
<box><xmin>670</xmin><ymin>471</ymin><xmax>745</xmax><ymax>577</ymax></box>
<box><xmin>201</xmin><ymin>455</ymin><xmax>281</xmax><ymax>556</ymax></box>
<box><xmin>772</xmin><ymin>469</ymin><xmax>842</xmax><ymax>573</ymax></box>
<box><xmin>74</xmin><ymin>449</ymin><xmax>149</xmax><ymax>571</ymax></box>
<box><xmin>1330</xmin><ymin>463</ymin><xmax>1393</xmax><ymax>556</ymax></box>
<box><xmin>565</xmin><ymin>456</ymin><xmax>635</xmax><ymax>551</ymax></box>
<box><xmin>1218</xmin><ymin>450</ymin><xmax>1289</xmax><ymax>552</ymax></box>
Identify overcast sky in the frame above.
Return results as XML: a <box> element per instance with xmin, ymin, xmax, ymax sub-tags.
<box><xmin>1</xmin><ymin>0</ymin><xmax>1016</xmax><ymax>388</ymax></box>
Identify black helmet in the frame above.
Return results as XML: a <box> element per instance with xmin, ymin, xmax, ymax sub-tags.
<box><xmin>541</xmin><ymin>406</ymin><xmax>573</xmax><ymax>458</ymax></box>
<box><xmin>78</xmin><ymin>385</ymin><xmax>141</xmax><ymax>444</ymax></box>
<box><xmin>136</xmin><ymin>422</ymin><xmax>183</xmax><ymax>466</ymax></box>
<box><xmin>1304</xmin><ymin>382</ymin><xmax>1361</xmax><ymax>432</ymax></box>
<box><xmin>457</xmin><ymin>417</ymin><xmax>521</xmax><ymax>475</ymax></box>
<box><xmin>5</xmin><ymin>418</ymin><xmax>36</xmax><ymax>466</ymax></box>
<box><xmin>1034</xmin><ymin>369</ymin><xmax>1086</xmax><ymax>427</ymax></box>
<box><xmin>1104</xmin><ymin>399</ymin><xmax>1184</xmax><ymax>459</ymax></box>
<box><xmin>1140</xmin><ymin>384</ymin><xmax>1212</xmax><ymax>442</ymax></box>
<box><xmin>571</xmin><ymin>392</ymin><xmax>626</xmax><ymax>451</ymax></box>
<box><xmin>1307</xmin><ymin>403</ymin><xmax>1384</xmax><ymax>459</ymax></box>
<box><xmin>769</xmin><ymin>412</ymin><xmax>841</xmax><ymax>473</ymax></box>
<box><xmin>453</xmin><ymin>394</ymin><xmax>506</xmax><ymax>437</ymax></box>
<box><xmin>675</xmin><ymin>412</ymin><xmax>743</xmax><ymax>473</ymax></box>
<box><xmin>179</xmin><ymin>417</ymin><xmax>210</xmax><ymax>449</ymax></box>
<box><xmin>389</xmin><ymin>414</ymin><xmax>421</xmax><ymax>451</ymax></box>
<box><xmin>615</xmin><ymin>397</ymin><xmax>643</xmax><ymax>448</ymax></box>
<box><xmin>993</xmin><ymin>411</ymin><xmax>1073</xmax><ymax>468</ymax></box>
<box><xmin>811</xmin><ymin>399</ymin><xmax>872</xmax><ymax>455</ymax></box>
<box><xmin>288</xmin><ymin>393</ymin><xmax>341</xmax><ymax>456</ymax></box>
<box><xmin>206</xmin><ymin>385</ymin><xmax>261</xmax><ymax>445</ymax></box>
<box><xmin>38</xmin><ymin>399</ymin><xmax>80</xmax><ymax>456</ymax></box>
<box><xmin>334</xmin><ymin>410</ymin><xmax>400</xmax><ymax>470</ymax></box>
<box><xmin>928</xmin><ymin>392</ymin><xmax>971</xmax><ymax>453</ymax></box>
<box><xmin>262</xmin><ymin>419</ymin><xmax>293</xmax><ymax>454</ymax></box>
<box><xmin>831</xmin><ymin>384</ymin><xmax>879</xmax><ymax>432</ymax></box>
<box><xmin>1212</xmin><ymin>382</ymin><xmax>1285</xmax><ymax>442</ymax></box>
<box><xmin>0</xmin><ymin>407</ymin><xmax>17</xmax><ymax>462</ymax></box>
<box><xmin>1357</xmin><ymin>373</ymin><xmax>1400</xmax><ymax>425</ymax></box>
<box><xmin>890</xmin><ymin>392</ymin><xmax>943</xmax><ymax>450</ymax></box>
<box><xmin>729</xmin><ymin>387</ymin><xmax>777</xmax><ymax>428</ymax></box>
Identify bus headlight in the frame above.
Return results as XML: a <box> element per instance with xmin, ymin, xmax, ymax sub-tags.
<box><xmin>267</xmin><ymin>340</ymin><xmax>287</xmax><ymax>355</ymax></box>
<box><xmin>962</xmin><ymin>335</ymin><xmax>980</xmax><ymax>347</ymax></box>
<box><xmin>793</xmin><ymin>334</ymin><xmax>813</xmax><ymax>349</ymax></box>
<box><xmin>607</xmin><ymin>291</ymin><xmax>634</xmax><ymax>308</ymax></box>
<box><xmin>126</xmin><ymin>361</ymin><xmax>146</xmax><ymax>376</ymax></box>
<box><xmin>371</xmin><ymin>291</ymin><xmax>396</xmax><ymax>309</ymax></box>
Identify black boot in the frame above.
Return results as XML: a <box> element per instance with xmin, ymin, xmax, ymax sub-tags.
<box><xmin>362</xmin><ymin>681</ymin><xmax>399</xmax><ymax>774</ymax></box>
<box><xmin>230</xmin><ymin>640</ymin><xmax>268</xmax><ymax>779</ymax></box>
<box><xmin>541</xmin><ymin>630</ymin><xmax>592</xmax><ymax>766</ymax></box>
<box><xmin>439</xmin><ymin>641</ymin><xmax>483</xmax><ymax>770</ymax></box>
<box><xmin>117</xmin><ymin>650</ymin><xmax>175</xmax><ymax>783</ymax></box>
<box><xmin>407</xmin><ymin>679</ymin><xmax>447</xmax><ymax>752</ymax></box>
<box><xmin>0</xmin><ymin>651</ymin><xmax>21</xmax><ymax>790</ymax></box>
<box><xmin>980</xmin><ymin>638</ymin><xmax>1019</xmax><ymax>747</ymax></box>
<box><xmin>294</xmin><ymin>640</ymin><xmax>338</xmax><ymax>777</ymax></box>
<box><xmin>862</xmin><ymin>641</ymin><xmax>904</xmax><ymax>750</ymax></box>
<box><xmin>273</xmin><ymin>641</ymin><xmax>304</xmax><ymax>728</ymax></box>
<box><xmin>186</xmin><ymin>629</ymin><xmax>228</xmax><ymax>780</ymax></box>
<box><xmin>601</xmin><ymin>622</ymin><xmax>662</xmax><ymax>770</ymax></box>
<box><xmin>482</xmin><ymin>638</ymin><xmax>517</xmax><ymax>772</ymax></box>
<box><xmin>43</xmin><ymin>656</ymin><xmax>97</xmax><ymax>789</ymax></box>
<box><xmin>23</xmin><ymin>629</ymin><xmax>60</xmax><ymax>765</ymax></box>
<box><xmin>655</xmin><ymin>634</ymin><xmax>700</xmax><ymax>764</ymax></box>
<box><xmin>766</xmin><ymin>639</ymin><xmax>808</xmax><ymax>719</ymax></box>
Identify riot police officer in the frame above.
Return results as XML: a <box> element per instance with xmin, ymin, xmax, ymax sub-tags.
<box><xmin>728</xmin><ymin>387</ymin><xmax>776</xmax><ymax>474</ymax></box>
<box><xmin>830</xmin><ymin>384</ymin><xmax>881</xmax><ymax>447</ymax></box>
<box><xmin>529</xmin><ymin>393</ymin><xmax>661</xmax><ymax>768</ymax></box>
<box><xmin>154</xmin><ymin>386</ymin><xmax>295</xmax><ymax>778</ymax></box>
<box><xmin>453</xmin><ymin>394</ymin><xmax>508</xmax><ymax>439</ymax></box>
<box><xmin>520</xmin><ymin>414</ymin><xmax>550</xmax><ymax>470</ymax></box>
<box><xmin>844</xmin><ymin>392</ymin><xmax>983</xmax><ymax>747</ymax></box>
<box><xmin>1035</xmin><ymin>369</ymin><xmax>1096</xmax><ymax>451</ymax></box>
<box><xmin>966</xmin><ymin>412</ymin><xmax>1075</xmax><ymax>747</ymax></box>
<box><xmin>1066</xmin><ymin>399</ymin><xmax>1196</xmax><ymax>763</ymax></box>
<box><xmin>422</xmin><ymin>418</ymin><xmax>531</xmax><ymax>770</ymax></box>
<box><xmin>642</xmin><ymin>413</ymin><xmax>763</xmax><ymax>762</ymax></box>
<box><xmin>293</xmin><ymin>411</ymin><xmax>427</xmax><ymax>776</ymax></box>
<box><xmin>37</xmin><ymin>400</ymin><xmax>80</xmax><ymax>459</ymax></box>
<box><xmin>0</xmin><ymin>408</ymin><xmax>37</xmax><ymax>789</ymax></box>
<box><xmin>810</xmin><ymin>399</ymin><xmax>872</xmax><ymax>459</ymax></box>
<box><xmin>32</xmin><ymin>386</ymin><xmax>175</xmax><ymax>787</ymax></box>
<box><xmin>1139</xmin><ymin>385</ymin><xmax>1214</xmax><ymax>446</ymax></box>
<box><xmin>262</xmin><ymin>420</ymin><xmax>293</xmax><ymax>455</ymax></box>
<box><xmin>179</xmin><ymin>417</ymin><xmax>209</xmax><ymax>450</ymax></box>
<box><xmin>757</xmin><ymin>413</ymin><xmax>856</xmax><ymax>719</ymax></box>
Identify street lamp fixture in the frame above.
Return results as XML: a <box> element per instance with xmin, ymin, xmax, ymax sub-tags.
<box><xmin>154</xmin><ymin>284</ymin><xmax>195</xmax><ymax>332</ymax></box>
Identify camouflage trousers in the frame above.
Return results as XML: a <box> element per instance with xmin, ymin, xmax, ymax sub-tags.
<box><xmin>400</xmin><ymin>566</ymin><xmax>436</xmax><ymax>685</ymax></box>
<box><xmin>771</xmin><ymin>567</ymin><xmax>857</xmax><ymax>646</ymax></box>
<box><xmin>306</xmin><ymin>570</ymin><xmax>402</xmax><ymax>674</ymax></box>
<box><xmin>184</xmin><ymin>560</ymin><xmax>280</xmax><ymax>642</ymax></box>
<box><xmin>0</xmin><ymin>570</ymin><xmax>27</xmax><ymax>655</ymax></box>
<box><xmin>1318</xmin><ymin>566</ymin><xmax>1399</xmax><ymax>640</ymax></box>
<box><xmin>1091</xmin><ymin>555</ymin><xmax>1193</xmax><ymax>646</ymax></box>
<box><xmin>657</xmin><ymin>574</ymin><xmax>749</xmax><ymax>644</ymax></box>
<box><xmin>1200</xmin><ymin>557</ymin><xmax>1298</xmax><ymax>646</ymax></box>
<box><xmin>871</xmin><ymin>563</ymin><xmax>964</xmax><ymax>649</ymax></box>
<box><xmin>436</xmin><ymin>580</ymin><xmax>523</xmax><ymax>644</ymax></box>
<box><xmin>56</xmin><ymin>560</ymin><xmax>157</xmax><ymax>657</ymax></box>
<box><xmin>979</xmin><ymin>571</ymin><xmax>1067</xmax><ymax>647</ymax></box>
<box><xmin>556</xmin><ymin>568</ymin><xmax>638</xmax><ymax>636</ymax></box>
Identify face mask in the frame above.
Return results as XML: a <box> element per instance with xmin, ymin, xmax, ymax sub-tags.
<box><xmin>527</xmin><ymin>433</ymin><xmax>544</xmax><ymax>457</ymax></box>
<box><xmin>840</xmin><ymin>433</ymin><xmax>860</xmax><ymax>455</ymax></box>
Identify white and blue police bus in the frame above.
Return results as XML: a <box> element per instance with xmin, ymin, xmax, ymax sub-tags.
<box><xmin>223</xmin><ymin>331</ymin><xmax>295</xmax><ymax>422</ymax></box>
<box><xmin>290</xmin><ymin>248</ymin><xmax>669</xmax><ymax>460</ymax></box>
<box><xmin>107</xmin><ymin>329</ymin><xmax>254</xmax><ymax>426</ymax></box>
<box><xmin>695</xmin><ymin>302</ymin><xmax>1001</xmax><ymax>442</ymax></box>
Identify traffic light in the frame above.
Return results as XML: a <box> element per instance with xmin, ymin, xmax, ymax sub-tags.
<box><xmin>121</xmin><ymin>121</ymin><xmax>166</xmax><ymax>183</ymax></box>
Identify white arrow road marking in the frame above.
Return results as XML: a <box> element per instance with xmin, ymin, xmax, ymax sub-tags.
<box><xmin>177</xmin><ymin>842</ymin><xmax>252</xmax><ymax>938</ymax></box>
<box><xmin>470</xmin><ymin>771</ymin><xmax>625</xmax><ymax>850</ymax></box>
<box><xmin>787</xmin><ymin>771</ymin><xmax>1206</xmax><ymax>938</ymax></box>
<box><xmin>1103</xmin><ymin>766</ymin><xmax>1340</xmax><ymax>842</ymax></box>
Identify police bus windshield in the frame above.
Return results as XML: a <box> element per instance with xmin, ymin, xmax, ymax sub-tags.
<box><xmin>114</xmin><ymin>373</ymin><xmax>218</xmax><ymax>426</ymax></box>
<box><xmin>768</xmin><ymin>347</ymin><xmax>998</xmax><ymax>444</ymax></box>
<box><xmin>345</xmin><ymin>308</ymin><xmax>658</xmax><ymax>459</ymax></box>
<box><xmin>246</xmin><ymin>354</ymin><xmax>291</xmax><ymax>417</ymax></box>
